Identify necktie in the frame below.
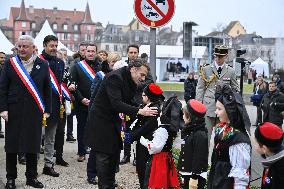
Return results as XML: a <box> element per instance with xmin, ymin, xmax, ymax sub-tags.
<box><xmin>217</xmin><ymin>67</ymin><xmax>222</xmax><ymax>77</ymax></box>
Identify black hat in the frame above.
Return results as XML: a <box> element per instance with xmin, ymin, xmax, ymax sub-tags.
<box><xmin>215</xmin><ymin>84</ymin><xmax>251</xmax><ymax>133</ymax></box>
<box><xmin>143</xmin><ymin>83</ymin><xmax>165</xmax><ymax>101</ymax></box>
<box><xmin>186</xmin><ymin>99</ymin><xmax>206</xmax><ymax>118</ymax></box>
<box><xmin>255</xmin><ymin>122</ymin><xmax>284</xmax><ymax>148</ymax></box>
<box><xmin>214</xmin><ymin>45</ymin><xmax>228</xmax><ymax>56</ymax></box>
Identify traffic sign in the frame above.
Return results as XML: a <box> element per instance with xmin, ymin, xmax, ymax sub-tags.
<box><xmin>134</xmin><ymin>0</ymin><xmax>175</xmax><ymax>27</ymax></box>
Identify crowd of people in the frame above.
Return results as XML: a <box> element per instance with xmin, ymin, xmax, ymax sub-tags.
<box><xmin>0</xmin><ymin>36</ymin><xmax>283</xmax><ymax>189</ymax></box>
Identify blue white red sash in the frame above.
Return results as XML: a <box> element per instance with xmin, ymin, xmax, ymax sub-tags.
<box><xmin>10</xmin><ymin>56</ymin><xmax>45</xmax><ymax>113</ymax></box>
<box><xmin>78</xmin><ymin>60</ymin><xmax>96</xmax><ymax>81</ymax></box>
<box><xmin>61</xmin><ymin>83</ymin><xmax>72</xmax><ymax>101</ymax></box>
<box><xmin>39</xmin><ymin>54</ymin><xmax>62</xmax><ymax>102</ymax></box>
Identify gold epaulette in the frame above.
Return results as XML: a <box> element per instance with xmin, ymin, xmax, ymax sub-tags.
<box><xmin>200</xmin><ymin>66</ymin><xmax>217</xmax><ymax>89</ymax></box>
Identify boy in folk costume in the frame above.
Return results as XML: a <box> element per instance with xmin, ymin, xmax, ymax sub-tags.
<box><xmin>139</xmin><ymin>94</ymin><xmax>182</xmax><ymax>188</ymax></box>
<box><xmin>124</xmin><ymin>83</ymin><xmax>165</xmax><ymax>189</ymax></box>
<box><xmin>207</xmin><ymin>84</ymin><xmax>251</xmax><ymax>189</ymax></box>
<box><xmin>254</xmin><ymin>122</ymin><xmax>284</xmax><ymax>189</ymax></box>
<box><xmin>178</xmin><ymin>99</ymin><xmax>208</xmax><ymax>189</ymax></box>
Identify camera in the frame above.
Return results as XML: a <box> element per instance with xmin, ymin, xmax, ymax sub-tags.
<box><xmin>236</xmin><ymin>49</ymin><xmax>250</xmax><ymax>65</ymax></box>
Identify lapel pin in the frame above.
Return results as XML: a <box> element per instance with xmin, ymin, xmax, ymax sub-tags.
<box><xmin>36</xmin><ymin>65</ymin><xmax>40</xmax><ymax>69</ymax></box>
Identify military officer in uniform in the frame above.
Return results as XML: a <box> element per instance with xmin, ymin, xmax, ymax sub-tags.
<box><xmin>196</xmin><ymin>45</ymin><xmax>239</xmax><ymax>142</ymax></box>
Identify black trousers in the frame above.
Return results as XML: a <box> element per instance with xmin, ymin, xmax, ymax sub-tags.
<box><xmin>54</xmin><ymin>113</ymin><xmax>66</xmax><ymax>159</ymax></box>
<box><xmin>96</xmin><ymin>151</ymin><xmax>120</xmax><ymax>189</ymax></box>
<box><xmin>6</xmin><ymin>153</ymin><xmax>37</xmax><ymax>180</ymax></box>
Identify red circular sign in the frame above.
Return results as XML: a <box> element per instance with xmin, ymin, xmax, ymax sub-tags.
<box><xmin>134</xmin><ymin>0</ymin><xmax>175</xmax><ymax>27</ymax></box>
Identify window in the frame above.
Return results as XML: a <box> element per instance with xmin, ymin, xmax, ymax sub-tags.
<box><xmin>74</xmin><ymin>34</ymin><xmax>79</xmax><ymax>41</ymax></box>
<box><xmin>114</xmin><ymin>45</ymin><xmax>118</xmax><ymax>51</ymax></box>
<box><xmin>31</xmin><ymin>23</ymin><xmax>36</xmax><ymax>29</ymax></box>
<box><xmin>56</xmin><ymin>33</ymin><xmax>60</xmax><ymax>39</ymax></box>
<box><xmin>22</xmin><ymin>21</ymin><xmax>26</xmax><ymax>27</ymax></box>
<box><xmin>74</xmin><ymin>25</ymin><xmax>78</xmax><ymax>31</ymax></box>
<box><xmin>53</xmin><ymin>23</ymin><xmax>58</xmax><ymax>30</ymax></box>
<box><xmin>87</xmin><ymin>34</ymin><xmax>91</xmax><ymax>41</ymax></box>
<box><xmin>87</xmin><ymin>25</ymin><xmax>91</xmax><ymax>31</ymax></box>
<box><xmin>135</xmin><ymin>34</ymin><xmax>139</xmax><ymax>42</ymax></box>
<box><xmin>143</xmin><ymin>35</ymin><xmax>148</xmax><ymax>42</ymax></box>
<box><xmin>64</xmin><ymin>33</ymin><xmax>68</xmax><ymax>40</ymax></box>
<box><xmin>68</xmin><ymin>34</ymin><xmax>71</xmax><ymax>40</ymax></box>
<box><xmin>63</xmin><ymin>24</ymin><xmax>68</xmax><ymax>31</ymax></box>
<box><xmin>105</xmin><ymin>45</ymin><xmax>109</xmax><ymax>51</ymax></box>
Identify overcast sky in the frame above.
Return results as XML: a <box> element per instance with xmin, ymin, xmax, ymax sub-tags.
<box><xmin>1</xmin><ymin>0</ymin><xmax>284</xmax><ymax>37</ymax></box>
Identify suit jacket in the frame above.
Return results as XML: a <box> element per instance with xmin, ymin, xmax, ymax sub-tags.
<box><xmin>196</xmin><ymin>63</ymin><xmax>239</xmax><ymax>117</ymax></box>
<box><xmin>86</xmin><ymin>67</ymin><xmax>139</xmax><ymax>154</ymax></box>
<box><xmin>0</xmin><ymin>56</ymin><xmax>51</xmax><ymax>153</ymax></box>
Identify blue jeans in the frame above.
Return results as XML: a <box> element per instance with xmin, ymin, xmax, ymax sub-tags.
<box><xmin>87</xmin><ymin>148</ymin><xmax>97</xmax><ymax>179</ymax></box>
<box><xmin>76</xmin><ymin>109</ymin><xmax>88</xmax><ymax>156</ymax></box>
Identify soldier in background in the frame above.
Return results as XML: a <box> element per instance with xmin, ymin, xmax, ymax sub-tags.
<box><xmin>196</xmin><ymin>45</ymin><xmax>239</xmax><ymax>142</ymax></box>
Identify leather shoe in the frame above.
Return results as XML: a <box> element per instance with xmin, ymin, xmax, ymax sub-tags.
<box><xmin>119</xmin><ymin>155</ymin><xmax>130</xmax><ymax>165</ymax></box>
<box><xmin>5</xmin><ymin>179</ymin><xmax>15</xmax><ymax>189</ymax></box>
<box><xmin>66</xmin><ymin>136</ymin><xmax>76</xmax><ymax>142</ymax></box>
<box><xmin>56</xmin><ymin>158</ymin><xmax>69</xmax><ymax>167</ymax></box>
<box><xmin>42</xmin><ymin>167</ymin><xmax>60</xmax><ymax>177</ymax></box>
<box><xmin>18</xmin><ymin>156</ymin><xmax>26</xmax><ymax>165</ymax></box>
<box><xmin>87</xmin><ymin>177</ymin><xmax>98</xmax><ymax>185</ymax></box>
<box><xmin>26</xmin><ymin>178</ymin><xmax>44</xmax><ymax>188</ymax></box>
<box><xmin>77</xmin><ymin>155</ymin><xmax>86</xmax><ymax>162</ymax></box>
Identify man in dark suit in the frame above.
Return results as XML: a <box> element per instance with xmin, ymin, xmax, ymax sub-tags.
<box><xmin>70</xmin><ymin>43</ymin><xmax>101</xmax><ymax>162</ymax></box>
<box><xmin>40</xmin><ymin>35</ymin><xmax>65</xmax><ymax>177</ymax></box>
<box><xmin>86</xmin><ymin>59</ymin><xmax>158</xmax><ymax>189</ymax></box>
<box><xmin>0</xmin><ymin>35</ymin><xmax>51</xmax><ymax>188</ymax></box>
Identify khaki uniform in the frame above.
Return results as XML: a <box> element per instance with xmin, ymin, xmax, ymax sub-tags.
<box><xmin>196</xmin><ymin>63</ymin><xmax>239</xmax><ymax>140</ymax></box>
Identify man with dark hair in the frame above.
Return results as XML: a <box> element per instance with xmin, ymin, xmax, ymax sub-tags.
<box><xmin>0</xmin><ymin>51</ymin><xmax>5</xmax><ymax>138</ymax></box>
<box><xmin>261</xmin><ymin>81</ymin><xmax>284</xmax><ymax>128</ymax></box>
<box><xmin>126</xmin><ymin>44</ymin><xmax>139</xmax><ymax>64</ymax></box>
<box><xmin>0</xmin><ymin>35</ymin><xmax>51</xmax><ymax>188</ymax></box>
<box><xmin>86</xmin><ymin>58</ymin><xmax>158</xmax><ymax>188</ymax></box>
<box><xmin>70</xmin><ymin>43</ymin><xmax>101</xmax><ymax>162</ymax></box>
<box><xmin>120</xmin><ymin>45</ymin><xmax>154</xmax><ymax>166</ymax></box>
<box><xmin>140</xmin><ymin>52</ymin><xmax>148</xmax><ymax>62</ymax></box>
<box><xmin>272</xmin><ymin>74</ymin><xmax>284</xmax><ymax>94</ymax></box>
<box><xmin>40</xmin><ymin>35</ymin><xmax>65</xmax><ymax>177</ymax></box>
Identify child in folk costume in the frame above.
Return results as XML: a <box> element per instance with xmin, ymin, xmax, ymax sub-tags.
<box><xmin>207</xmin><ymin>85</ymin><xmax>251</xmax><ymax>189</ymax></box>
<box><xmin>139</xmin><ymin>96</ymin><xmax>182</xmax><ymax>189</ymax></box>
<box><xmin>254</xmin><ymin>122</ymin><xmax>284</xmax><ymax>189</ymax></box>
<box><xmin>124</xmin><ymin>83</ymin><xmax>165</xmax><ymax>188</ymax></box>
<box><xmin>178</xmin><ymin>99</ymin><xmax>208</xmax><ymax>189</ymax></box>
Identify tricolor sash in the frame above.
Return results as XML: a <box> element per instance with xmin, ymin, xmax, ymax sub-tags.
<box><xmin>10</xmin><ymin>56</ymin><xmax>45</xmax><ymax>113</ymax></box>
<box><xmin>78</xmin><ymin>60</ymin><xmax>96</xmax><ymax>81</ymax></box>
<box><xmin>39</xmin><ymin>54</ymin><xmax>62</xmax><ymax>102</ymax></box>
<box><xmin>61</xmin><ymin>83</ymin><xmax>72</xmax><ymax>101</ymax></box>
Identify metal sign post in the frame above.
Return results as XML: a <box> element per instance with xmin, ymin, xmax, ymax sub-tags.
<box><xmin>134</xmin><ymin>0</ymin><xmax>175</xmax><ymax>82</ymax></box>
<box><xmin>150</xmin><ymin>27</ymin><xmax>156</xmax><ymax>81</ymax></box>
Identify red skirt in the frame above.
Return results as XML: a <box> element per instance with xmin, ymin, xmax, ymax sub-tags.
<box><xmin>148</xmin><ymin>152</ymin><xmax>180</xmax><ymax>189</ymax></box>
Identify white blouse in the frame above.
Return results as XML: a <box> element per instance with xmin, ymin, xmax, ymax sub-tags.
<box><xmin>140</xmin><ymin>127</ymin><xmax>168</xmax><ymax>155</ymax></box>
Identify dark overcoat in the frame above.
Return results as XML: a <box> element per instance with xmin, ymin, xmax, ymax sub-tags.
<box><xmin>0</xmin><ymin>56</ymin><xmax>51</xmax><ymax>153</ymax></box>
<box><xmin>86</xmin><ymin>67</ymin><xmax>139</xmax><ymax>154</ymax></box>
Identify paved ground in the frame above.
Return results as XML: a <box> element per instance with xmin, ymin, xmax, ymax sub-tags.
<box><xmin>0</xmin><ymin>105</ymin><xmax>263</xmax><ymax>188</ymax></box>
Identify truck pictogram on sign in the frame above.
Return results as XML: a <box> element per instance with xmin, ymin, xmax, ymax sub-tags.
<box><xmin>134</xmin><ymin>0</ymin><xmax>175</xmax><ymax>27</ymax></box>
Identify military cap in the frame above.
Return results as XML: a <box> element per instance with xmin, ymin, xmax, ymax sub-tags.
<box><xmin>214</xmin><ymin>44</ymin><xmax>228</xmax><ymax>56</ymax></box>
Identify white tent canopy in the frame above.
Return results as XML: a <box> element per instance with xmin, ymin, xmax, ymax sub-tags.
<box><xmin>0</xmin><ymin>28</ymin><xmax>14</xmax><ymax>54</ymax></box>
<box><xmin>139</xmin><ymin>45</ymin><xmax>206</xmax><ymax>59</ymax></box>
<box><xmin>34</xmin><ymin>20</ymin><xmax>73</xmax><ymax>56</ymax></box>
<box><xmin>250</xmin><ymin>57</ymin><xmax>269</xmax><ymax>77</ymax></box>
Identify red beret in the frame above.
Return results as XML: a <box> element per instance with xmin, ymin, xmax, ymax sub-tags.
<box><xmin>255</xmin><ymin>122</ymin><xmax>284</xmax><ymax>148</ymax></box>
<box><xmin>187</xmin><ymin>99</ymin><xmax>206</xmax><ymax>118</ymax></box>
<box><xmin>143</xmin><ymin>83</ymin><xmax>164</xmax><ymax>101</ymax></box>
